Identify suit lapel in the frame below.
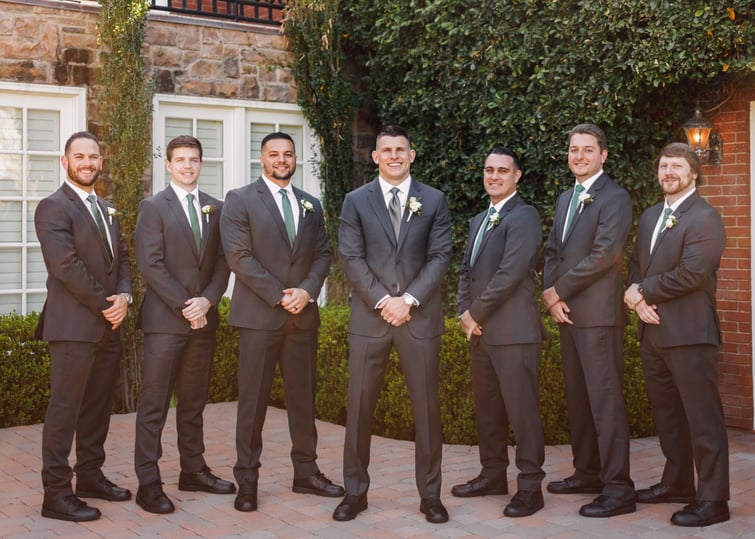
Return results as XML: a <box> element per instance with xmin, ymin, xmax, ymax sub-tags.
<box><xmin>367</xmin><ymin>179</ymin><xmax>398</xmax><ymax>247</ymax></box>
<box><xmin>164</xmin><ymin>187</ymin><xmax>200</xmax><ymax>261</ymax></box>
<box><xmin>290</xmin><ymin>186</ymin><xmax>306</xmax><ymax>254</ymax></box>
<box><xmin>256</xmin><ymin>178</ymin><xmax>293</xmax><ymax>250</ymax></box>
<box><xmin>477</xmin><ymin>194</ymin><xmax>519</xmax><ymax>256</ymax></box>
<box><xmin>62</xmin><ymin>183</ymin><xmax>113</xmax><ymax>266</ymax></box>
<box><xmin>396</xmin><ymin>180</ymin><xmax>420</xmax><ymax>251</ymax></box>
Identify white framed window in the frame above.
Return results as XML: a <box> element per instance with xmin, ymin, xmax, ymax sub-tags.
<box><xmin>0</xmin><ymin>83</ymin><xmax>87</xmax><ymax>315</ymax></box>
<box><xmin>153</xmin><ymin>95</ymin><xmax>319</xmax><ymax>198</ymax></box>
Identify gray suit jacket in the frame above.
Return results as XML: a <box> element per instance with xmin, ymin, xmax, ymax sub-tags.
<box><xmin>135</xmin><ymin>187</ymin><xmax>230</xmax><ymax>334</ymax></box>
<box><xmin>338</xmin><ymin>178</ymin><xmax>452</xmax><ymax>338</ymax></box>
<box><xmin>458</xmin><ymin>194</ymin><xmax>544</xmax><ymax>346</ymax></box>
<box><xmin>221</xmin><ymin>178</ymin><xmax>330</xmax><ymax>330</ymax></box>
<box><xmin>628</xmin><ymin>191</ymin><xmax>725</xmax><ymax>346</ymax></box>
<box><xmin>543</xmin><ymin>172</ymin><xmax>632</xmax><ymax>327</ymax></box>
<box><xmin>34</xmin><ymin>182</ymin><xmax>132</xmax><ymax>342</ymax></box>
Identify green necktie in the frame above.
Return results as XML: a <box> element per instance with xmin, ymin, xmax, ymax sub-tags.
<box><xmin>279</xmin><ymin>188</ymin><xmax>296</xmax><ymax>246</ymax></box>
<box><xmin>563</xmin><ymin>183</ymin><xmax>585</xmax><ymax>238</ymax></box>
<box><xmin>86</xmin><ymin>194</ymin><xmax>113</xmax><ymax>264</ymax></box>
<box><xmin>470</xmin><ymin>206</ymin><xmax>496</xmax><ymax>266</ymax></box>
<box><xmin>186</xmin><ymin>193</ymin><xmax>201</xmax><ymax>252</ymax></box>
<box><xmin>653</xmin><ymin>207</ymin><xmax>673</xmax><ymax>249</ymax></box>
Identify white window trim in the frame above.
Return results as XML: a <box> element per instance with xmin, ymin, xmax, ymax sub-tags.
<box><xmin>0</xmin><ymin>83</ymin><xmax>87</xmax><ymax>315</ymax></box>
<box><xmin>152</xmin><ymin>94</ymin><xmax>320</xmax><ymax>197</ymax></box>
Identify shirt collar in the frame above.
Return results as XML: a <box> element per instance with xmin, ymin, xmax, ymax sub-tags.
<box><xmin>378</xmin><ymin>175</ymin><xmax>412</xmax><ymax>196</ymax></box>
<box><xmin>665</xmin><ymin>187</ymin><xmax>696</xmax><ymax>211</ymax></box>
<box><xmin>65</xmin><ymin>179</ymin><xmax>96</xmax><ymax>203</ymax></box>
<box><xmin>576</xmin><ymin>169</ymin><xmax>603</xmax><ymax>193</ymax></box>
<box><xmin>262</xmin><ymin>175</ymin><xmax>293</xmax><ymax>196</ymax></box>
<box><xmin>490</xmin><ymin>191</ymin><xmax>517</xmax><ymax>213</ymax></box>
<box><xmin>170</xmin><ymin>182</ymin><xmax>200</xmax><ymax>202</ymax></box>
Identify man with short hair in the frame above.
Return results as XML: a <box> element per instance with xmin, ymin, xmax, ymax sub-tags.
<box><xmin>134</xmin><ymin>135</ymin><xmax>234</xmax><ymax>514</ymax></box>
<box><xmin>36</xmin><ymin>131</ymin><xmax>133</xmax><ymax>522</ymax></box>
<box><xmin>454</xmin><ymin>146</ymin><xmax>546</xmax><ymax>518</ymax></box>
<box><xmin>625</xmin><ymin>142</ymin><xmax>729</xmax><ymax>527</ymax></box>
<box><xmin>543</xmin><ymin>123</ymin><xmax>636</xmax><ymax>517</ymax></box>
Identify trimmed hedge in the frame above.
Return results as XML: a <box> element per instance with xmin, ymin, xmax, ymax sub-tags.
<box><xmin>1</xmin><ymin>304</ymin><xmax>653</xmax><ymax>444</ymax></box>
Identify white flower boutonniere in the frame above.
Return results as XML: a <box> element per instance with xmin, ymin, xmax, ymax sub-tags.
<box><xmin>300</xmin><ymin>198</ymin><xmax>314</xmax><ymax>217</ymax></box>
<box><xmin>201</xmin><ymin>204</ymin><xmax>216</xmax><ymax>224</ymax></box>
<box><xmin>665</xmin><ymin>215</ymin><xmax>679</xmax><ymax>230</ymax></box>
<box><xmin>487</xmin><ymin>211</ymin><xmax>501</xmax><ymax>230</ymax></box>
<box><xmin>405</xmin><ymin>196</ymin><xmax>422</xmax><ymax>222</ymax></box>
<box><xmin>578</xmin><ymin>192</ymin><xmax>594</xmax><ymax>207</ymax></box>
<box><xmin>106</xmin><ymin>207</ymin><xmax>119</xmax><ymax>225</ymax></box>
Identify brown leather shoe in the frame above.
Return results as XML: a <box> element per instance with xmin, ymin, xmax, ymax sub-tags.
<box><xmin>636</xmin><ymin>483</ymin><xmax>695</xmax><ymax>504</ymax></box>
<box><xmin>41</xmin><ymin>494</ymin><xmax>101</xmax><ymax>522</ymax></box>
<box><xmin>76</xmin><ymin>476</ymin><xmax>132</xmax><ymax>502</ymax></box>
<box><xmin>293</xmin><ymin>471</ymin><xmax>345</xmax><ymax>497</ymax></box>
<box><xmin>671</xmin><ymin>500</ymin><xmax>730</xmax><ymax>527</ymax></box>
<box><xmin>547</xmin><ymin>475</ymin><xmax>603</xmax><ymax>494</ymax></box>
<box><xmin>179</xmin><ymin>466</ymin><xmax>236</xmax><ymax>494</ymax></box>
<box><xmin>451</xmin><ymin>474</ymin><xmax>508</xmax><ymax>497</ymax></box>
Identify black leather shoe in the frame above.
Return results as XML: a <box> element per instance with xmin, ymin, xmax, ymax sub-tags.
<box><xmin>333</xmin><ymin>494</ymin><xmax>367</xmax><ymax>521</ymax></box>
<box><xmin>75</xmin><ymin>476</ymin><xmax>132</xmax><ymax>502</ymax></box>
<box><xmin>503</xmin><ymin>489</ymin><xmax>544</xmax><ymax>517</ymax></box>
<box><xmin>136</xmin><ymin>482</ymin><xmax>175</xmax><ymax>514</ymax></box>
<box><xmin>636</xmin><ymin>483</ymin><xmax>695</xmax><ymax>504</ymax></box>
<box><xmin>420</xmin><ymin>497</ymin><xmax>449</xmax><ymax>524</ymax></box>
<box><xmin>547</xmin><ymin>475</ymin><xmax>603</xmax><ymax>494</ymax></box>
<box><xmin>671</xmin><ymin>500</ymin><xmax>730</xmax><ymax>527</ymax></box>
<box><xmin>451</xmin><ymin>474</ymin><xmax>508</xmax><ymax>497</ymax></box>
<box><xmin>234</xmin><ymin>483</ymin><xmax>258</xmax><ymax>512</ymax></box>
<box><xmin>41</xmin><ymin>494</ymin><xmax>101</xmax><ymax>522</ymax></box>
<box><xmin>293</xmin><ymin>471</ymin><xmax>345</xmax><ymax>497</ymax></box>
<box><xmin>178</xmin><ymin>466</ymin><xmax>236</xmax><ymax>494</ymax></box>
<box><xmin>579</xmin><ymin>494</ymin><xmax>636</xmax><ymax>518</ymax></box>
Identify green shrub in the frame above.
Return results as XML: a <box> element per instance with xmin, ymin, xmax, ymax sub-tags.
<box><xmin>3</xmin><ymin>306</ymin><xmax>653</xmax><ymax>444</ymax></box>
<box><xmin>0</xmin><ymin>312</ymin><xmax>50</xmax><ymax>427</ymax></box>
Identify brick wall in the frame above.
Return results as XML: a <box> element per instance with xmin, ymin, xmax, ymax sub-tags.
<box><xmin>699</xmin><ymin>82</ymin><xmax>754</xmax><ymax>430</ymax></box>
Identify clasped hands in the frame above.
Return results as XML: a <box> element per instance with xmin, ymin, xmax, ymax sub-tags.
<box><xmin>377</xmin><ymin>296</ymin><xmax>412</xmax><ymax>327</ymax></box>
<box><xmin>183</xmin><ymin>296</ymin><xmax>212</xmax><ymax>330</ymax></box>
<box><xmin>101</xmin><ymin>294</ymin><xmax>129</xmax><ymax>330</ymax></box>
<box><xmin>280</xmin><ymin>287</ymin><xmax>312</xmax><ymax>315</ymax></box>
<box><xmin>624</xmin><ymin>283</ymin><xmax>660</xmax><ymax>325</ymax></box>
<box><xmin>458</xmin><ymin>310</ymin><xmax>482</xmax><ymax>341</ymax></box>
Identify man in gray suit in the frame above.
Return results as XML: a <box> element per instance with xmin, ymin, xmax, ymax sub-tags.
<box><xmin>221</xmin><ymin>132</ymin><xmax>344</xmax><ymax>513</ymax></box>
<box><xmin>542</xmin><ymin>123</ymin><xmax>635</xmax><ymax>517</ymax></box>
<box><xmin>334</xmin><ymin>125</ymin><xmax>452</xmax><ymax>523</ymax></box>
<box><xmin>454</xmin><ymin>146</ymin><xmax>545</xmax><ymax>518</ymax></box>
<box><xmin>35</xmin><ymin>131</ymin><xmax>132</xmax><ymax>522</ymax></box>
<box><xmin>625</xmin><ymin>142</ymin><xmax>729</xmax><ymax>527</ymax></box>
<box><xmin>134</xmin><ymin>135</ymin><xmax>234</xmax><ymax>514</ymax></box>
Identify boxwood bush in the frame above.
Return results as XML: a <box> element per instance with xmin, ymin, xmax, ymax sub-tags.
<box><xmin>1</xmin><ymin>303</ymin><xmax>653</xmax><ymax>444</ymax></box>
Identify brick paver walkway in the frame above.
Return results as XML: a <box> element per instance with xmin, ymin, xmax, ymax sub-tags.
<box><xmin>1</xmin><ymin>401</ymin><xmax>754</xmax><ymax>538</ymax></box>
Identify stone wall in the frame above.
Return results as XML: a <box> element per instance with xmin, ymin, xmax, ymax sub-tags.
<box><xmin>0</xmin><ymin>0</ymin><xmax>296</xmax><ymax>139</ymax></box>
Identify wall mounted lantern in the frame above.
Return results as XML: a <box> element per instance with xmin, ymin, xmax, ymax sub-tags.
<box><xmin>682</xmin><ymin>105</ymin><xmax>723</xmax><ymax>165</ymax></box>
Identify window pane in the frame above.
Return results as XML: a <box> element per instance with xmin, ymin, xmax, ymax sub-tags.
<box><xmin>197</xmin><ymin>120</ymin><xmax>223</xmax><ymax>158</ymax></box>
<box><xmin>199</xmin><ymin>161</ymin><xmax>222</xmax><ymax>199</ymax></box>
<box><xmin>0</xmin><ymin>248</ymin><xmax>21</xmax><ymax>288</ymax></box>
<box><xmin>0</xmin><ymin>294</ymin><xmax>21</xmax><ymax>314</ymax></box>
<box><xmin>0</xmin><ymin>107</ymin><xmax>22</xmax><ymax>151</ymax></box>
<box><xmin>164</xmin><ymin>118</ymin><xmax>193</xmax><ymax>158</ymax></box>
<box><xmin>27</xmin><ymin>246</ymin><xmax>47</xmax><ymax>288</ymax></box>
<box><xmin>0</xmin><ymin>201</ymin><xmax>22</xmax><ymax>242</ymax></box>
<box><xmin>0</xmin><ymin>154</ymin><xmax>22</xmax><ymax>196</ymax></box>
<box><xmin>26</xmin><ymin>292</ymin><xmax>46</xmax><ymax>313</ymax></box>
<box><xmin>27</xmin><ymin>109</ymin><xmax>60</xmax><ymax>151</ymax></box>
<box><xmin>28</xmin><ymin>155</ymin><xmax>59</xmax><ymax>195</ymax></box>
<box><xmin>250</xmin><ymin>123</ymin><xmax>275</xmax><ymax>156</ymax></box>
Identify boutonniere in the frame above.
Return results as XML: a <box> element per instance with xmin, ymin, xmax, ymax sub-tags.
<box><xmin>665</xmin><ymin>215</ymin><xmax>679</xmax><ymax>230</ymax></box>
<box><xmin>106</xmin><ymin>207</ymin><xmax>119</xmax><ymax>225</ymax></box>
<box><xmin>405</xmin><ymin>196</ymin><xmax>422</xmax><ymax>222</ymax></box>
<box><xmin>300</xmin><ymin>198</ymin><xmax>314</xmax><ymax>217</ymax></box>
<box><xmin>201</xmin><ymin>204</ymin><xmax>216</xmax><ymax>223</ymax></box>
<box><xmin>486</xmin><ymin>211</ymin><xmax>501</xmax><ymax>230</ymax></box>
<box><xmin>578</xmin><ymin>192</ymin><xmax>594</xmax><ymax>207</ymax></box>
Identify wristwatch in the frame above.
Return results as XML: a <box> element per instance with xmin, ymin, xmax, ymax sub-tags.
<box><xmin>636</xmin><ymin>283</ymin><xmax>644</xmax><ymax>296</ymax></box>
<box><xmin>402</xmin><ymin>294</ymin><xmax>415</xmax><ymax>307</ymax></box>
<box><xmin>120</xmin><ymin>292</ymin><xmax>133</xmax><ymax>305</ymax></box>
